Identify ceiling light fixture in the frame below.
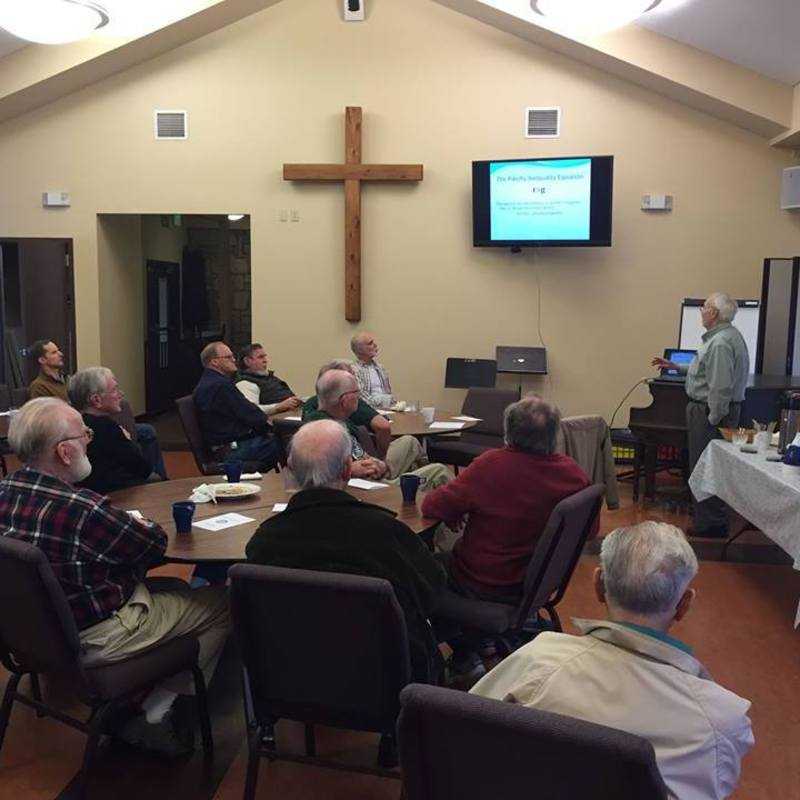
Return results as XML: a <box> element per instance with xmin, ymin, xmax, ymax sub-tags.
<box><xmin>531</xmin><ymin>0</ymin><xmax>662</xmax><ymax>36</ymax></box>
<box><xmin>227</xmin><ymin>214</ymin><xmax>245</xmax><ymax>222</ymax></box>
<box><xmin>0</xmin><ymin>0</ymin><xmax>109</xmax><ymax>45</ymax></box>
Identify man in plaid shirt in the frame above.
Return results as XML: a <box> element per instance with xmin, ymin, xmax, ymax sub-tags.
<box><xmin>0</xmin><ymin>398</ymin><xmax>229</xmax><ymax>756</ymax></box>
<box><xmin>350</xmin><ymin>332</ymin><xmax>397</xmax><ymax>409</ymax></box>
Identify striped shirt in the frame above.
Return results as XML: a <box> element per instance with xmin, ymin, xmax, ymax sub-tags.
<box><xmin>353</xmin><ymin>359</ymin><xmax>395</xmax><ymax>409</ymax></box>
<box><xmin>0</xmin><ymin>468</ymin><xmax>167</xmax><ymax>630</ymax></box>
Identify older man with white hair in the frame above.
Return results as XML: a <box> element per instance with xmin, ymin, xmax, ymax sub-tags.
<box><xmin>0</xmin><ymin>398</ymin><xmax>230</xmax><ymax>757</ymax></box>
<box><xmin>472</xmin><ymin>522</ymin><xmax>754</xmax><ymax>800</ymax></box>
<box><xmin>653</xmin><ymin>292</ymin><xmax>750</xmax><ymax>536</ymax></box>
<box><xmin>351</xmin><ymin>331</ymin><xmax>396</xmax><ymax>408</ymax></box>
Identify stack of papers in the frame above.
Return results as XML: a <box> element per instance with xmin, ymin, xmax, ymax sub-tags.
<box><xmin>348</xmin><ymin>478</ymin><xmax>389</xmax><ymax>490</ymax></box>
<box><xmin>428</xmin><ymin>421</ymin><xmax>466</xmax><ymax>431</ymax></box>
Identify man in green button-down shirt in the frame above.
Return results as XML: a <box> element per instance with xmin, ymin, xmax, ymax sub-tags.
<box><xmin>654</xmin><ymin>293</ymin><xmax>750</xmax><ymax>536</ymax></box>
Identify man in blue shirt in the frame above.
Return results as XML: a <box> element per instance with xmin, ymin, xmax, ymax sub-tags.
<box><xmin>193</xmin><ymin>341</ymin><xmax>282</xmax><ymax>470</ymax></box>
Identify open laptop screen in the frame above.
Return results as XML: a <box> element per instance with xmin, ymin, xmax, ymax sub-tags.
<box><xmin>662</xmin><ymin>348</ymin><xmax>696</xmax><ymax>376</ymax></box>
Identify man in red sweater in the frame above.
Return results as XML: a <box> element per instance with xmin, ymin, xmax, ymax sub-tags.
<box><xmin>422</xmin><ymin>395</ymin><xmax>592</xmax><ymax>601</ymax></box>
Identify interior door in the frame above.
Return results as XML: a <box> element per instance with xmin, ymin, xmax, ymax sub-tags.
<box><xmin>0</xmin><ymin>238</ymin><xmax>76</xmax><ymax>386</ymax></box>
<box><xmin>145</xmin><ymin>259</ymin><xmax>181</xmax><ymax>414</ymax></box>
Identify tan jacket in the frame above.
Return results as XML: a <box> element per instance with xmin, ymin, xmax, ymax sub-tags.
<box><xmin>28</xmin><ymin>370</ymin><xmax>68</xmax><ymax>402</ymax></box>
<box><xmin>472</xmin><ymin>619</ymin><xmax>753</xmax><ymax>800</ymax></box>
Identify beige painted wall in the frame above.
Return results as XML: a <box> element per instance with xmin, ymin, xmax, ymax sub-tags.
<box><xmin>1</xmin><ymin>0</ymin><xmax>799</xmax><ymax>422</ymax></box>
<box><xmin>97</xmin><ymin>215</ymin><xmax>145</xmax><ymax>412</ymax></box>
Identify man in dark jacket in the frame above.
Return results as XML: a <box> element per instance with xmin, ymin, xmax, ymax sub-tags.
<box><xmin>193</xmin><ymin>341</ymin><xmax>282</xmax><ymax>470</ymax></box>
<box><xmin>235</xmin><ymin>342</ymin><xmax>302</xmax><ymax>414</ymax></box>
<box><xmin>69</xmin><ymin>367</ymin><xmax>156</xmax><ymax>494</ymax></box>
<box><xmin>246</xmin><ymin>419</ymin><xmax>446</xmax><ymax>683</ymax></box>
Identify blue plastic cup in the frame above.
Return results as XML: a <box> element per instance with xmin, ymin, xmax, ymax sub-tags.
<box><xmin>172</xmin><ymin>501</ymin><xmax>196</xmax><ymax>534</ymax></box>
<box><xmin>224</xmin><ymin>461</ymin><xmax>243</xmax><ymax>483</ymax></box>
<box><xmin>400</xmin><ymin>474</ymin><xmax>422</xmax><ymax>503</ymax></box>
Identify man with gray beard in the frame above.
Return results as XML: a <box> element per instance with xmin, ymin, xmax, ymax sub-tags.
<box><xmin>0</xmin><ymin>398</ymin><xmax>230</xmax><ymax>757</ymax></box>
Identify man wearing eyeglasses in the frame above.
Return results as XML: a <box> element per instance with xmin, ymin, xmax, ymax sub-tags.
<box><xmin>68</xmin><ymin>367</ymin><xmax>158</xmax><ymax>494</ymax></box>
<box><xmin>193</xmin><ymin>341</ymin><xmax>282</xmax><ymax>471</ymax></box>
<box><xmin>0</xmin><ymin>398</ymin><xmax>230</xmax><ymax>756</ymax></box>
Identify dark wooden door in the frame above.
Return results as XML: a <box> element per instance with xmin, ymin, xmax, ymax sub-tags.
<box><xmin>0</xmin><ymin>238</ymin><xmax>76</xmax><ymax>387</ymax></box>
<box><xmin>145</xmin><ymin>260</ymin><xmax>181</xmax><ymax>415</ymax></box>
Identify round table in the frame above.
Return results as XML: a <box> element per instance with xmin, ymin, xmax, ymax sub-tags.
<box><xmin>110</xmin><ymin>474</ymin><xmax>438</xmax><ymax>563</ymax></box>
<box><xmin>271</xmin><ymin>408</ymin><xmax>477</xmax><ymax>439</ymax></box>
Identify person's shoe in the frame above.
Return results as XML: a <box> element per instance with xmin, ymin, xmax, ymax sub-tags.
<box><xmin>687</xmin><ymin>524</ymin><xmax>728</xmax><ymax>539</ymax></box>
<box><xmin>114</xmin><ymin>702</ymin><xmax>195</xmax><ymax>758</ymax></box>
<box><xmin>447</xmin><ymin>650</ymin><xmax>487</xmax><ymax>685</ymax></box>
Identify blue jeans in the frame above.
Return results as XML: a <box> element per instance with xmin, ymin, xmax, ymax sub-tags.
<box><xmin>227</xmin><ymin>435</ymin><xmax>282</xmax><ymax>471</ymax></box>
<box><xmin>135</xmin><ymin>422</ymin><xmax>168</xmax><ymax>480</ymax></box>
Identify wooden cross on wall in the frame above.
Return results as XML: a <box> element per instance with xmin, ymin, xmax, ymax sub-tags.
<box><xmin>283</xmin><ymin>107</ymin><xmax>423</xmax><ymax>322</ymax></box>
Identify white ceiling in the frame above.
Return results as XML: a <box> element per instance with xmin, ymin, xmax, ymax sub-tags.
<box><xmin>637</xmin><ymin>0</ymin><xmax>800</xmax><ymax>85</ymax></box>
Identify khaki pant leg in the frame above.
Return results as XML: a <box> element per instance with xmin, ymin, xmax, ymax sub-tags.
<box><xmin>385</xmin><ymin>435</ymin><xmax>424</xmax><ymax>478</ymax></box>
<box><xmin>80</xmin><ymin>585</ymin><xmax>230</xmax><ymax>695</ymax></box>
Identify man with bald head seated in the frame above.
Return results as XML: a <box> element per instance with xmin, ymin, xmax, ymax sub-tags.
<box><xmin>246</xmin><ymin>420</ymin><xmax>446</xmax><ymax>682</ymax></box>
<box><xmin>303</xmin><ymin>359</ymin><xmax>392</xmax><ymax>457</ymax></box>
<box><xmin>472</xmin><ymin>522</ymin><xmax>753</xmax><ymax>800</ymax></box>
<box><xmin>193</xmin><ymin>341</ymin><xmax>282</xmax><ymax>470</ymax></box>
<box><xmin>351</xmin><ymin>331</ymin><xmax>396</xmax><ymax>409</ymax></box>
<box><xmin>304</xmin><ymin>369</ymin><xmax>450</xmax><ymax>486</ymax></box>
<box><xmin>0</xmin><ymin>398</ymin><xmax>230</xmax><ymax>757</ymax></box>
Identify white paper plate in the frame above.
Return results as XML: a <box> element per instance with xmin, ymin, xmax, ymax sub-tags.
<box><xmin>209</xmin><ymin>482</ymin><xmax>261</xmax><ymax>500</ymax></box>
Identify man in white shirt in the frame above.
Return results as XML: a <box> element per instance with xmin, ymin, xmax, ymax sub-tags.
<box><xmin>235</xmin><ymin>342</ymin><xmax>302</xmax><ymax>416</ymax></box>
<box><xmin>472</xmin><ymin>521</ymin><xmax>753</xmax><ymax>800</ymax></box>
<box><xmin>350</xmin><ymin>332</ymin><xmax>396</xmax><ymax>409</ymax></box>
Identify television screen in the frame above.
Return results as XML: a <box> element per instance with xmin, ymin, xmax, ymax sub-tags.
<box><xmin>472</xmin><ymin>155</ymin><xmax>613</xmax><ymax>247</ymax></box>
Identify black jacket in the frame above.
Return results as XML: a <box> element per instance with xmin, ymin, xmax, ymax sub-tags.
<box><xmin>78</xmin><ymin>414</ymin><xmax>152</xmax><ymax>494</ymax></box>
<box><xmin>245</xmin><ymin>487</ymin><xmax>446</xmax><ymax>682</ymax></box>
<box><xmin>193</xmin><ymin>368</ymin><xmax>272</xmax><ymax>446</ymax></box>
<box><xmin>238</xmin><ymin>370</ymin><xmax>295</xmax><ymax>405</ymax></box>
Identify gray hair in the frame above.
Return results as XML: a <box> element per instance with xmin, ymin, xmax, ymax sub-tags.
<box><xmin>316</xmin><ymin>359</ymin><xmax>355</xmax><ymax>379</ymax></box>
<box><xmin>289</xmin><ymin>420</ymin><xmax>352</xmax><ymax>489</ymax></box>
<box><xmin>9</xmin><ymin>397</ymin><xmax>74</xmax><ymax>464</ymax></box>
<box><xmin>503</xmin><ymin>395</ymin><xmax>561</xmax><ymax>455</ymax></box>
<box><xmin>68</xmin><ymin>367</ymin><xmax>113</xmax><ymax>411</ymax></box>
<box><xmin>600</xmin><ymin>522</ymin><xmax>698</xmax><ymax>615</ymax></box>
<box><xmin>316</xmin><ymin>369</ymin><xmax>356</xmax><ymax>410</ymax></box>
<box><xmin>349</xmin><ymin>333</ymin><xmax>369</xmax><ymax>357</ymax></box>
<box><xmin>706</xmin><ymin>292</ymin><xmax>738</xmax><ymax>322</ymax></box>
<box><xmin>200</xmin><ymin>342</ymin><xmax>224</xmax><ymax>367</ymax></box>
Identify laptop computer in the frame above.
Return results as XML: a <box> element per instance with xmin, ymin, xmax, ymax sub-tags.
<box><xmin>495</xmin><ymin>346</ymin><xmax>547</xmax><ymax>375</ymax></box>
<box><xmin>658</xmin><ymin>348</ymin><xmax>696</xmax><ymax>381</ymax></box>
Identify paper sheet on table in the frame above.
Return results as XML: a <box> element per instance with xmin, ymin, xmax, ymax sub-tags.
<box><xmin>272</xmin><ymin>503</ymin><xmax>288</xmax><ymax>512</ymax></box>
<box><xmin>428</xmin><ymin>421</ymin><xmax>466</xmax><ymax>430</ymax></box>
<box><xmin>282</xmin><ymin>415</ymin><xmax>302</xmax><ymax>421</ymax></box>
<box><xmin>452</xmin><ymin>415</ymin><xmax>481</xmax><ymax>422</ymax></box>
<box><xmin>193</xmin><ymin>513</ymin><xmax>255</xmax><ymax>531</ymax></box>
<box><xmin>238</xmin><ymin>472</ymin><xmax>262</xmax><ymax>481</ymax></box>
<box><xmin>348</xmin><ymin>478</ymin><xmax>389</xmax><ymax>490</ymax></box>
<box><xmin>126</xmin><ymin>510</ymin><xmax>145</xmax><ymax>521</ymax></box>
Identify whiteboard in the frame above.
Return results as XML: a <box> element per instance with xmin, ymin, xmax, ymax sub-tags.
<box><xmin>679</xmin><ymin>300</ymin><xmax>760</xmax><ymax>369</ymax></box>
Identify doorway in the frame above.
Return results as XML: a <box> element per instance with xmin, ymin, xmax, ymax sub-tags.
<box><xmin>0</xmin><ymin>238</ymin><xmax>77</xmax><ymax>388</ymax></box>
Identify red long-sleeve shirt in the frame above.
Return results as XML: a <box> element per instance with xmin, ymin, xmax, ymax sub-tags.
<box><xmin>421</xmin><ymin>448</ymin><xmax>592</xmax><ymax>594</ymax></box>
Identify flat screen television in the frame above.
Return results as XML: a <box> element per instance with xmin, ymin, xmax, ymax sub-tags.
<box><xmin>472</xmin><ymin>155</ymin><xmax>614</xmax><ymax>248</ymax></box>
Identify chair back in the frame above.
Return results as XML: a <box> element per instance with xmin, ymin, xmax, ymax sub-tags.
<box><xmin>460</xmin><ymin>388</ymin><xmax>520</xmax><ymax>444</ymax></box>
<box><xmin>0</xmin><ymin>537</ymin><xmax>82</xmax><ymax>676</ymax></box>
<box><xmin>10</xmin><ymin>387</ymin><xmax>29</xmax><ymax>408</ymax></box>
<box><xmin>517</xmin><ymin>483</ymin><xmax>604</xmax><ymax>627</ymax></box>
<box><xmin>0</xmin><ymin>384</ymin><xmax>11</xmax><ymax>412</ymax></box>
<box><xmin>398</xmin><ymin>684</ymin><xmax>668</xmax><ymax>800</ymax></box>
<box><xmin>230</xmin><ymin>564</ymin><xmax>411</xmax><ymax>733</ymax></box>
<box><xmin>272</xmin><ymin>417</ymin><xmax>301</xmax><ymax>466</ymax></box>
<box><xmin>176</xmin><ymin>394</ymin><xmax>214</xmax><ymax>474</ymax></box>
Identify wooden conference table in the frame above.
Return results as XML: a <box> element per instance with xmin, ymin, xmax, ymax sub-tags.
<box><xmin>271</xmin><ymin>408</ymin><xmax>477</xmax><ymax>439</ymax></box>
<box><xmin>110</xmin><ymin>473</ymin><xmax>439</xmax><ymax>564</ymax></box>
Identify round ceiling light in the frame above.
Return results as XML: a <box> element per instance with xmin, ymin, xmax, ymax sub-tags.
<box><xmin>531</xmin><ymin>0</ymin><xmax>662</xmax><ymax>35</ymax></box>
<box><xmin>0</xmin><ymin>0</ymin><xmax>109</xmax><ymax>45</ymax></box>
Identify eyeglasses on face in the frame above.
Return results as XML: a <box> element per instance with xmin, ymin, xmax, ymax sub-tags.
<box><xmin>58</xmin><ymin>427</ymin><xmax>94</xmax><ymax>445</ymax></box>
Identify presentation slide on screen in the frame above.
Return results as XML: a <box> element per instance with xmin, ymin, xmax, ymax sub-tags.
<box><xmin>489</xmin><ymin>158</ymin><xmax>592</xmax><ymax>241</ymax></box>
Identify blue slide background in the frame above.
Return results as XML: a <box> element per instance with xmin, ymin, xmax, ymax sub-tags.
<box><xmin>489</xmin><ymin>158</ymin><xmax>592</xmax><ymax>241</ymax></box>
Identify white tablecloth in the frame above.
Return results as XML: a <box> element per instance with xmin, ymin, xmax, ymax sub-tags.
<box><xmin>689</xmin><ymin>440</ymin><xmax>800</xmax><ymax>625</ymax></box>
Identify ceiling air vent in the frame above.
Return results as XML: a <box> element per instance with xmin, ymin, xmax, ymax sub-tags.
<box><xmin>525</xmin><ymin>106</ymin><xmax>560</xmax><ymax>138</ymax></box>
<box><xmin>154</xmin><ymin>110</ymin><xmax>188</xmax><ymax>140</ymax></box>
